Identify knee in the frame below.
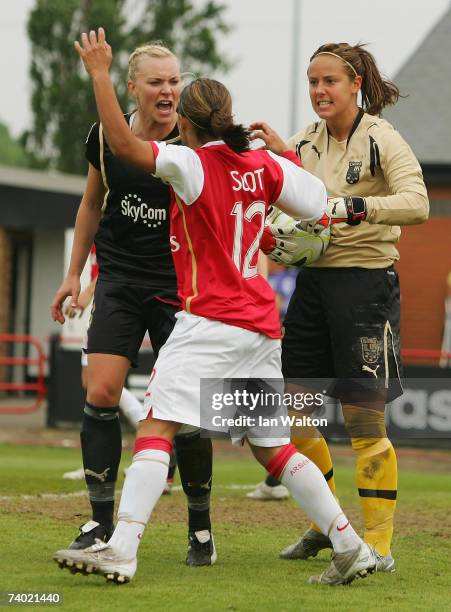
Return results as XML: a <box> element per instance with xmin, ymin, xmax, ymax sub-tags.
<box><xmin>136</xmin><ymin>418</ymin><xmax>179</xmax><ymax>440</ymax></box>
<box><xmin>343</xmin><ymin>405</ymin><xmax>387</xmax><ymax>441</ymax></box>
<box><xmin>350</xmin><ymin>436</ymin><xmax>392</xmax><ymax>455</ymax></box>
<box><xmin>249</xmin><ymin>443</ymin><xmax>277</xmax><ymax>467</ymax></box>
<box><xmin>88</xmin><ymin>381</ymin><xmax>122</xmax><ymax>407</ymax></box>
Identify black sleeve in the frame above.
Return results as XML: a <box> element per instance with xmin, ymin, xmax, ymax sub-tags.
<box><xmin>85</xmin><ymin>122</ymin><xmax>101</xmax><ymax>170</ymax></box>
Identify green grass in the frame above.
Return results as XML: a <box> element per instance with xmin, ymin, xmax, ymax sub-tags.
<box><xmin>0</xmin><ymin>444</ymin><xmax>450</xmax><ymax>611</ymax></box>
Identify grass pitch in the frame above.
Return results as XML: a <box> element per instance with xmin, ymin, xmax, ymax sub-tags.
<box><xmin>0</xmin><ymin>440</ymin><xmax>450</xmax><ymax>611</ymax></box>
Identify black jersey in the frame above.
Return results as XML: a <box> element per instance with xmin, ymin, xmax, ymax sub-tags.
<box><xmin>85</xmin><ymin>113</ymin><xmax>178</xmax><ymax>293</ymax></box>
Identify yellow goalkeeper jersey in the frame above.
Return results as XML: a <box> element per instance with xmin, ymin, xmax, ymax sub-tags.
<box><xmin>287</xmin><ymin>110</ymin><xmax>429</xmax><ymax>268</ymax></box>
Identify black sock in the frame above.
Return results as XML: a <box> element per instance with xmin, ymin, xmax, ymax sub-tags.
<box><xmin>167</xmin><ymin>450</ymin><xmax>177</xmax><ymax>480</ymax></box>
<box><xmin>90</xmin><ymin>500</ymin><xmax>115</xmax><ymax>529</ymax></box>
<box><xmin>80</xmin><ymin>402</ymin><xmax>122</xmax><ymax>530</ymax></box>
<box><xmin>265</xmin><ymin>474</ymin><xmax>281</xmax><ymax>487</ymax></box>
<box><xmin>175</xmin><ymin>433</ymin><xmax>212</xmax><ymax>533</ymax></box>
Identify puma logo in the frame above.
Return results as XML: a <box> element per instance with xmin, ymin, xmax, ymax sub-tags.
<box><xmin>312</xmin><ymin>145</ymin><xmax>321</xmax><ymax>159</ymax></box>
<box><xmin>188</xmin><ymin>477</ymin><xmax>212</xmax><ymax>490</ymax></box>
<box><xmin>331</xmin><ymin>200</ymin><xmax>338</xmax><ymax>215</ymax></box>
<box><xmin>84</xmin><ymin>467</ymin><xmax>110</xmax><ymax>482</ymax></box>
<box><xmin>362</xmin><ymin>365</ymin><xmax>380</xmax><ymax>378</ymax></box>
<box><xmin>309</xmin><ymin>122</ymin><xmax>320</xmax><ymax>134</ymax></box>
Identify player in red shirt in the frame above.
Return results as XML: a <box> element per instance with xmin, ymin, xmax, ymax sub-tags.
<box><xmin>54</xmin><ymin>28</ymin><xmax>376</xmax><ymax>587</ymax></box>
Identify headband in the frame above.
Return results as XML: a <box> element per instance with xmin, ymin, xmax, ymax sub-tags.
<box><xmin>178</xmin><ymin>95</ymin><xmax>208</xmax><ymax>131</ymax></box>
<box><xmin>179</xmin><ymin>94</ymin><xmax>222</xmax><ymax>132</ymax></box>
<box><xmin>314</xmin><ymin>52</ymin><xmax>358</xmax><ymax>77</ymax></box>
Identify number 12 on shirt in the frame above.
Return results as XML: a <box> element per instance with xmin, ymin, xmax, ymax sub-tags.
<box><xmin>231</xmin><ymin>201</ymin><xmax>266</xmax><ymax>280</ymax></box>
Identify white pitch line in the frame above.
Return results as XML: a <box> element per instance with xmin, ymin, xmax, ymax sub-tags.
<box><xmin>0</xmin><ymin>490</ymin><xmax>87</xmax><ymax>502</ymax></box>
<box><xmin>171</xmin><ymin>484</ymin><xmax>255</xmax><ymax>491</ymax></box>
<box><xmin>0</xmin><ymin>484</ymin><xmax>256</xmax><ymax>502</ymax></box>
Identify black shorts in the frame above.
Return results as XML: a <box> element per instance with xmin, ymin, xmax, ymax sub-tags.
<box><xmin>282</xmin><ymin>266</ymin><xmax>403</xmax><ymax>403</ymax></box>
<box><xmin>87</xmin><ymin>279</ymin><xmax>179</xmax><ymax>367</ymax></box>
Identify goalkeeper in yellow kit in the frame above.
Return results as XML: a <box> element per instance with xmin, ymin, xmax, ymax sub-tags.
<box><xmin>251</xmin><ymin>41</ymin><xmax>429</xmax><ymax>574</ymax></box>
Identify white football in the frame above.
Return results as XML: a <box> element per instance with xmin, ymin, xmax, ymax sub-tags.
<box><xmin>266</xmin><ymin>206</ymin><xmax>330</xmax><ymax>267</ymax></box>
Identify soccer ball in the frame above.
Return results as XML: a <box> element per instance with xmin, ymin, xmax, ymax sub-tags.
<box><xmin>266</xmin><ymin>206</ymin><xmax>330</xmax><ymax>267</ymax></box>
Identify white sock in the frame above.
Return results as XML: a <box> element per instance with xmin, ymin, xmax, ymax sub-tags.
<box><xmin>279</xmin><ymin>452</ymin><xmax>361</xmax><ymax>553</ymax></box>
<box><xmin>328</xmin><ymin>514</ymin><xmax>361</xmax><ymax>553</ymax></box>
<box><xmin>108</xmin><ymin>448</ymin><xmax>169</xmax><ymax>558</ymax></box>
<box><xmin>119</xmin><ymin>387</ymin><xmax>142</xmax><ymax>428</ymax></box>
<box><xmin>108</xmin><ymin>521</ymin><xmax>144</xmax><ymax>559</ymax></box>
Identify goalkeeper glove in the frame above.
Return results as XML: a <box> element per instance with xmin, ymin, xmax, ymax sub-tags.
<box><xmin>301</xmin><ymin>196</ymin><xmax>367</xmax><ymax>234</ymax></box>
<box><xmin>260</xmin><ymin>207</ymin><xmax>322</xmax><ymax>266</ymax></box>
<box><xmin>328</xmin><ymin>196</ymin><xmax>367</xmax><ymax>225</ymax></box>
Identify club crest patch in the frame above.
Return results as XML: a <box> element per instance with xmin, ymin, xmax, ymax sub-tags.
<box><xmin>346</xmin><ymin>161</ymin><xmax>362</xmax><ymax>184</ymax></box>
<box><xmin>360</xmin><ymin>336</ymin><xmax>380</xmax><ymax>364</ymax></box>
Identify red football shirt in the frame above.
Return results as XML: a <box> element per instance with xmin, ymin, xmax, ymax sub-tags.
<box><xmin>152</xmin><ymin>140</ymin><xmax>326</xmax><ymax>338</ymax></box>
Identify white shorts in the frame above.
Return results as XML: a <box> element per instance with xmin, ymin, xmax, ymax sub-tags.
<box><xmin>142</xmin><ymin>311</ymin><xmax>290</xmax><ymax>447</ymax></box>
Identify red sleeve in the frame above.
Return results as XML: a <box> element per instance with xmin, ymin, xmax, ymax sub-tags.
<box><xmin>149</xmin><ymin>141</ymin><xmax>159</xmax><ymax>158</ymax></box>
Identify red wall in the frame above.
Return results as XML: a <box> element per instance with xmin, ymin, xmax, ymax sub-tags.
<box><xmin>396</xmin><ymin>217</ymin><xmax>451</xmax><ymax>360</ymax></box>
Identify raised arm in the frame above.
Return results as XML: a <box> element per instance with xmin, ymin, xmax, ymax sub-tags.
<box><xmin>74</xmin><ymin>28</ymin><xmax>155</xmax><ymax>173</ymax></box>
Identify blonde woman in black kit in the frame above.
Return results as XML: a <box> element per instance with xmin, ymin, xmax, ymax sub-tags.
<box><xmin>51</xmin><ymin>43</ymin><xmax>215</xmax><ymax>566</ymax></box>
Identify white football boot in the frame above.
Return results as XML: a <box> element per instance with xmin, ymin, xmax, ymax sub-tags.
<box><xmin>54</xmin><ymin>539</ymin><xmax>136</xmax><ymax>584</ymax></box>
<box><xmin>308</xmin><ymin>542</ymin><xmax>376</xmax><ymax>586</ymax></box>
<box><xmin>246</xmin><ymin>481</ymin><xmax>290</xmax><ymax>500</ymax></box>
<box><xmin>62</xmin><ymin>467</ymin><xmax>85</xmax><ymax>480</ymax></box>
<box><xmin>374</xmin><ymin>551</ymin><xmax>396</xmax><ymax>573</ymax></box>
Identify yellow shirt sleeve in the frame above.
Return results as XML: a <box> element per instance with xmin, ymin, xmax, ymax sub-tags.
<box><xmin>365</xmin><ymin>128</ymin><xmax>429</xmax><ymax>226</ymax></box>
